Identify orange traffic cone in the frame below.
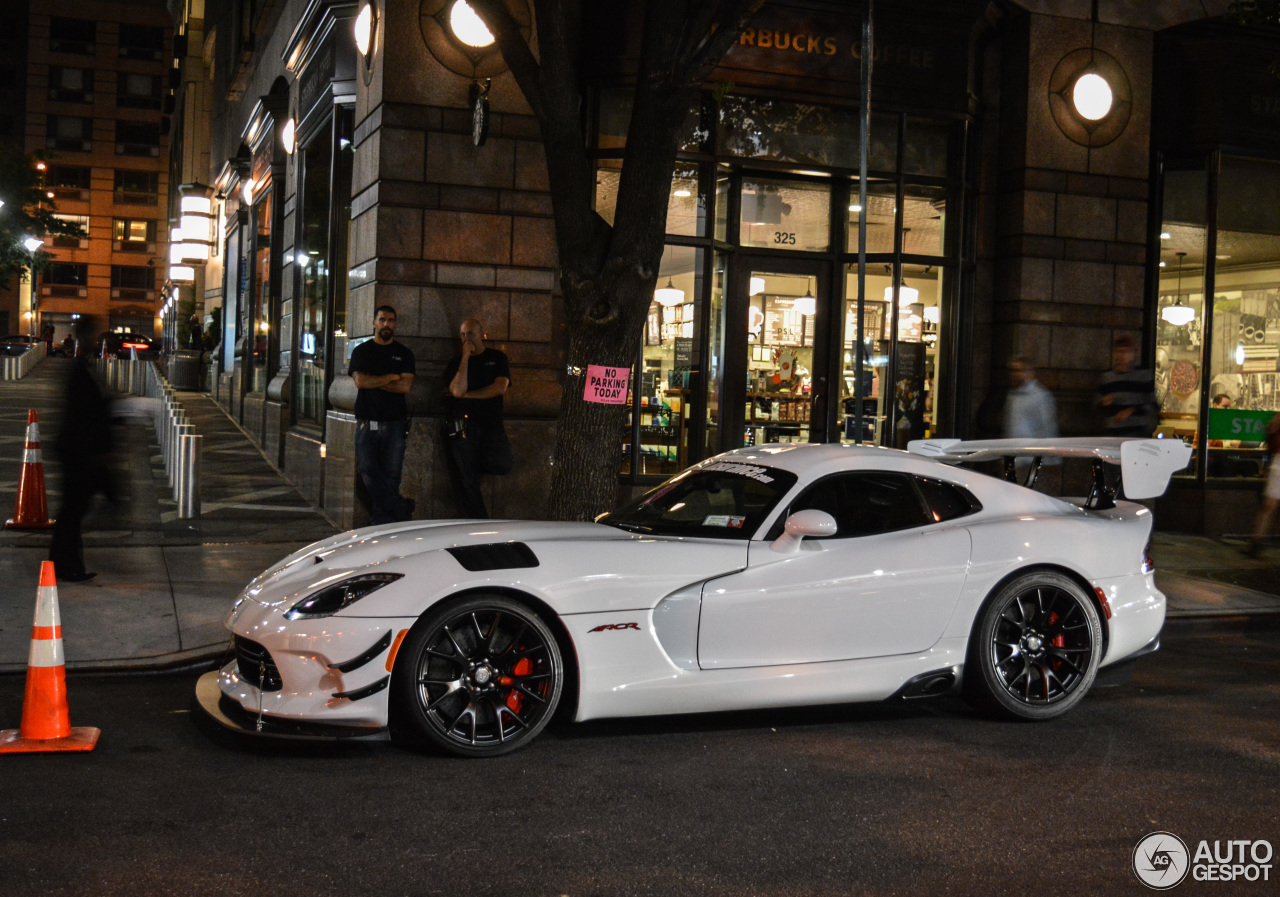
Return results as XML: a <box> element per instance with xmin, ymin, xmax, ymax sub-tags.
<box><xmin>5</xmin><ymin>409</ymin><xmax>55</xmax><ymax>529</ymax></box>
<box><xmin>0</xmin><ymin>562</ymin><xmax>99</xmax><ymax>753</ymax></box>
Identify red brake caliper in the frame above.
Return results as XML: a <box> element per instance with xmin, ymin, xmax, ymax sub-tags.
<box><xmin>1048</xmin><ymin>612</ymin><xmax>1065</xmax><ymax>670</ymax></box>
<box><xmin>505</xmin><ymin>657</ymin><xmax>532</xmax><ymax>713</ymax></box>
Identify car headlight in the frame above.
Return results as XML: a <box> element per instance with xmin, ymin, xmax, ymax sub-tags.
<box><xmin>284</xmin><ymin>574</ymin><xmax>403</xmax><ymax>620</ymax></box>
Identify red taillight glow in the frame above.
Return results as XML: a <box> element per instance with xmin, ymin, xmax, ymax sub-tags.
<box><xmin>122</xmin><ymin>342</ymin><xmax>148</xmax><ymax>349</ymax></box>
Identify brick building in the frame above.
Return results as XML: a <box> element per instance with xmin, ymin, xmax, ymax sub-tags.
<box><xmin>0</xmin><ymin>0</ymin><xmax>172</xmax><ymax>347</ymax></box>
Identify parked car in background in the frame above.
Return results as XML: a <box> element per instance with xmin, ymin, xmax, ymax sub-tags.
<box><xmin>0</xmin><ymin>335</ymin><xmax>42</xmax><ymax>357</ymax></box>
<box><xmin>96</xmin><ymin>332</ymin><xmax>158</xmax><ymax>360</ymax></box>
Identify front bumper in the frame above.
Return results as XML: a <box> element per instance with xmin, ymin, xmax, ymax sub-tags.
<box><xmin>195</xmin><ymin>671</ymin><xmax>388</xmax><ymax>741</ymax></box>
<box><xmin>210</xmin><ymin>595</ymin><xmax>419</xmax><ymax>730</ymax></box>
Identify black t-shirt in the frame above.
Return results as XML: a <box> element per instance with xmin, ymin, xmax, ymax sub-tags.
<box><xmin>349</xmin><ymin>339</ymin><xmax>415</xmax><ymax>421</ymax></box>
<box><xmin>443</xmin><ymin>347</ymin><xmax>510</xmax><ymax>430</ymax></box>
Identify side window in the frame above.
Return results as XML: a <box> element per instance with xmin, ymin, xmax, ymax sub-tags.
<box><xmin>914</xmin><ymin>477</ymin><xmax>981</xmax><ymax>523</ymax></box>
<box><xmin>791</xmin><ymin>472</ymin><xmax>931</xmax><ymax>538</ymax></box>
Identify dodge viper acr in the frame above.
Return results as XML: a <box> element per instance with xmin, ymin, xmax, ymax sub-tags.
<box><xmin>197</xmin><ymin>437</ymin><xmax>1191</xmax><ymax>757</ymax></box>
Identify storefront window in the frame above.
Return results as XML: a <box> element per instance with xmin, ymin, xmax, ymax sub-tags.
<box><xmin>1155</xmin><ymin>167</ymin><xmax>1208</xmax><ymax>465</ymax></box>
<box><xmin>596</xmin><ymin>163</ymin><xmax>706</xmax><ymax>237</ymax></box>
<box><xmin>838</xmin><ymin>264</ymin><xmax>942</xmax><ymax>446</ymax></box>
<box><xmin>1206</xmin><ymin>156</ymin><xmax>1280</xmax><ymax>477</ymax></box>
<box><xmin>903</xmin><ymin>117</ymin><xmax>951</xmax><ymax>177</ymax></box>
<box><xmin>717</xmin><ymin>96</ymin><xmax>897</xmax><ymax>172</ymax></box>
<box><xmin>706</xmin><ymin>252</ymin><xmax>728</xmax><ymax>455</ymax></box>
<box><xmin>714</xmin><ymin>169</ymin><xmax>730</xmax><ymax>242</ymax></box>
<box><xmin>295</xmin><ymin>123</ymin><xmax>332</xmax><ymax>426</ymax></box>
<box><xmin>739</xmin><ymin>177</ymin><xmax>829</xmax><ymax>251</ymax></box>
<box><xmin>250</xmin><ymin>183</ymin><xmax>272</xmax><ymax>394</ymax></box>
<box><xmin>846</xmin><ymin>181</ymin><xmax>896</xmax><ymax>254</ymax></box>
<box><xmin>627</xmin><ymin>245</ymin><xmax>703</xmax><ymax>476</ymax></box>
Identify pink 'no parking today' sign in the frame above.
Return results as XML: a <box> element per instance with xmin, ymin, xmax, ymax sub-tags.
<box><xmin>583</xmin><ymin>365</ymin><xmax>630</xmax><ymax>404</ymax></box>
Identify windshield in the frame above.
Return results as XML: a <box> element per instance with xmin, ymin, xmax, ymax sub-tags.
<box><xmin>599</xmin><ymin>461</ymin><xmax>797</xmax><ymax>539</ymax></box>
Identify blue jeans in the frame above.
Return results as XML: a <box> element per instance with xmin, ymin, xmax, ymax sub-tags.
<box><xmin>356</xmin><ymin>419</ymin><xmax>410</xmax><ymax>525</ymax></box>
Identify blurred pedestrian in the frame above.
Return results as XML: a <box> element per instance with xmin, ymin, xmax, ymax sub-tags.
<box><xmin>1004</xmin><ymin>357</ymin><xmax>1057</xmax><ymax>439</ymax></box>
<box><xmin>349</xmin><ymin>305</ymin><xmax>415</xmax><ymax>524</ymax></box>
<box><xmin>1212</xmin><ymin>394</ymin><xmax>1232</xmax><ymax>409</ymax></box>
<box><xmin>444</xmin><ymin>318</ymin><xmax>512</xmax><ymax>518</ymax></box>
<box><xmin>1242</xmin><ymin>413</ymin><xmax>1280</xmax><ymax>558</ymax></box>
<box><xmin>1095</xmin><ymin>335</ymin><xmax>1158</xmax><ymax>437</ymax></box>
<box><xmin>49</xmin><ymin>357</ymin><xmax>116</xmax><ymax>582</ymax></box>
<box><xmin>187</xmin><ymin>315</ymin><xmax>204</xmax><ymax>351</ymax></box>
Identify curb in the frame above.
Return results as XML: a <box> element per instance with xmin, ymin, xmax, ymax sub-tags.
<box><xmin>0</xmin><ymin>643</ymin><xmax>229</xmax><ymax>677</ymax></box>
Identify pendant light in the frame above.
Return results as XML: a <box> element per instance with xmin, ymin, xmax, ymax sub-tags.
<box><xmin>1161</xmin><ymin>252</ymin><xmax>1194</xmax><ymax>326</ymax></box>
<box><xmin>655</xmin><ymin>277</ymin><xmax>684</xmax><ymax>307</ymax></box>
<box><xmin>794</xmin><ymin>285</ymin><xmax>816</xmax><ymax>316</ymax></box>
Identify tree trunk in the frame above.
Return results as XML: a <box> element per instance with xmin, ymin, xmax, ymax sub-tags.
<box><xmin>547</xmin><ymin>277</ymin><xmax>656</xmax><ymax>520</ymax></box>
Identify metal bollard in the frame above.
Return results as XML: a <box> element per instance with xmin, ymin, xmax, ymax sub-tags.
<box><xmin>170</xmin><ymin>423</ymin><xmax>193</xmax><ymax>488</ymax></box>
<box><xmin>175</xmin><ymin>433</ymin><xmax>201</xmax><ymax>518</ymax></box>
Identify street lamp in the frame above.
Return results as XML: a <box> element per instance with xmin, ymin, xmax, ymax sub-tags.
<box><xmin>22</xmin><ymin>236</ymin><xmax>43</xmax><ymax>337</ymax></box>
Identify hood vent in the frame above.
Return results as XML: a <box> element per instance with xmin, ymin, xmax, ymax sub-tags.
<box><xmin>447</xmin><ymin>542</ymin><xmax>539</xmax><ymax>572</ymax></box>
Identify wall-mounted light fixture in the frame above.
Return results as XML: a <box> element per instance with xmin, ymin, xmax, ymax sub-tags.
<box><xmin>1048</xmin><ymin>44</ymin><xmax>1131</xmax><ymax>147</ymax></box>
<box><xmin>449</xmin><ymin>1</ymin><xmax>494</xmax><ymax>47</ymax></box>
<box><xmin>242</xmin><ymin>177</ymin><xmax>255</xmax><ymax>206</ymax></box>
<box><xmin>420</xmin><ymin>0</ymin><xmax>531</xmax><ymax>80</ymax></box>
<box><xmin>355</xmin><ymin>2</ymin><xmax>375</xmax><ymax>56</ymax></box>
<box><xmin>281</xmin><ymin>118</ymin><xmax>296</xmax><ymax>155</ymax></box>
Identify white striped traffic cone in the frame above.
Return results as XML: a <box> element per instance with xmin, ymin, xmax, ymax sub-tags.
<box><xmin>5</xmin><ymin>409</ymin><xmax>55</xmax><ymax>529</ymax></box>
<box><xmin>0</xmin><ymin>561</ymin><xmax>99</xmax><ymax>753</ymax></box>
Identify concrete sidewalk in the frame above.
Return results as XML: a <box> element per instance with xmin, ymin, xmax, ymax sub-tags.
<box><xmin>0</xmin><ymin>358</ymin><xmax>339</xmax><ymax>673</ymax></box>
<box><xmin>1</xmin><ymin>357</ymin><xmax>1279</xmax><ymax>674</ymax></box>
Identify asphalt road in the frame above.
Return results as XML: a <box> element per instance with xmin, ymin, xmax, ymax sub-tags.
<box><xmin>1</xmin><ymin>617</ymin><xmax>1277</xmax><ymax>897</ymax></box>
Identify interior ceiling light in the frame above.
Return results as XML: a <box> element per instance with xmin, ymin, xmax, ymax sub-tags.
<box><xmin>1162</xmin><ymin>251</ymin><xmax>1194</xmax><ymax>326</ymax></box>
<box><xmin>885</xmin><ymin>282</ymin><xmax>919</xmax><ymax>307</ymax></box>
<box><xmin>750</xmin><ymin>276</ymin><xmax>766</xmax><ymax>296</ymax></box>
<box><xmin>1236</xmin><ymin>342</ymin><xmax>1247</xmax><ymax>366</ymax></box>
<box><xmin>354</xmin><ymin>3</ymin><xmax>374</xmax><ymax>56</ymax></box>
<box><xmin>450</xmin><ymin>0</ymin><xmax>494</xmax><ymax>47</ymax></box>
<box><xmin>794</xmin><ymin>287</ymin><xmax>816</xmax><ymax>316</ymax></box>
<box><xmin>1160</xmin><ymin>232</ymin><xmax>1171</xmax><ymax>240</ymax></box>
<box><xmin>848</xmin><ymin>204</ymin><xmax>862</xmax><ymax>213</ymax></box>
<box><xmin>673</xmin><ymin>187</ymin><xmax>692</xmax><ymax>198</ymax></box>
<box><xmin>655</xmin><ymin>277</ymin><xmax>684</xmax><ymax>307</ymax></box>
<box><xmin>1072</xmin><ymin>72</ymin><xmax>1113</xmax><ymax>121</ymax></box>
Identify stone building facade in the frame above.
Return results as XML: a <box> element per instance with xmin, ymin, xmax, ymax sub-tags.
<box><xmin>168</xmin><ymin>0</ymin><xmax>1279</xmax><ymax>534</ymax></box>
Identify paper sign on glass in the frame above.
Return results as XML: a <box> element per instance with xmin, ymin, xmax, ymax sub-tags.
<box><xmin>584</xmin><ymin>365</ymin><xmax>630</xmax><ymax>404</ymax></box>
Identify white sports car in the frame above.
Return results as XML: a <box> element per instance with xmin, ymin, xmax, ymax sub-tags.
<box><xmin>197</xmin><ymin>437</ymin><xmax>1190</xmax><ymax>757</ymax></box>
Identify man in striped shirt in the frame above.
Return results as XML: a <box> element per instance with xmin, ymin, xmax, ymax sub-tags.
<box><xmin>1095</xmin><ymin>335</ymin><xmax>1158</xmax><ymax>437</ymax></box>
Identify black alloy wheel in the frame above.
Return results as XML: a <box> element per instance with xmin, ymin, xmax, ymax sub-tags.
<box><xmin>393</xmin><ymin>595</ymin><xmax>563</xmax><ymax>757</ymax></box>
<box><xmin>965</xmin><ymin>572</ymin><xmax>1102</xmax><ymax>721</ymax></box>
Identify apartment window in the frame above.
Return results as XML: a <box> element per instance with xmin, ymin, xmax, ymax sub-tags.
<box><xmin>116</xmin><ymin>121</ymin><xmax>160</xmax><ymax>157</ymax></box>
<box><xmin>113</xmin><ymin>217</ymin><xmax>156</xmax><ymax>249</ymax></box>
<box><xmin>111</xmin><ymin>265</ymin><xmax>155</xmax><ymax>289</ymax></box>
<box><xmin>50</xmin><ymin>18</ymin><xmax>96</xmax><ymax>55</ymax></box>
<box><xmin>114</xmin><ymin>170</ymin><xmax>159</xmax><ymax>205</ymax></box>
<box><xmin>117</xmin><ymin>72</ymin><xmax>162</xmax><ymax>110</ymax></box>
<box><xmin>49</xmin><ymin>67</ymin><xmax>94</xmax><ymax>103</ymax></box>
<box><xmin>49</xmin><ymin>165</ymin><xmax>92</xmax><ymax>201</ymax></box>
<box><xmin>51</xmin><ymin>213</ymin><xmax>89</xmax><ymax>248</ymax></box>
<box><xmin>45</xmin><ymin>263</ymin><xmax>87</xmax><ymax>285</ymax></box>
<box><xmin>47</xmin><ymin>115</ymin><xmax>92</xmax><ymax>153</ymax></box>
<box><xmin>118</xmin><ymin>24</ymin><xmax>164</xmax><ymax>61</ymax></box>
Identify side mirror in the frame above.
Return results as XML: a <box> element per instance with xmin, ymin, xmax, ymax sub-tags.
<box><xmin>770</xmin><ymin>509</ymin><xmax>837</xmax><ymax>554</ymax></box>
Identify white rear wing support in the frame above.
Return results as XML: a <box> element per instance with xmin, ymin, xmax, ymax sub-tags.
<box><xmin>907</xmin><ymin>437</ymin><xmax>1192</xmax><ymax>507</ymax></box>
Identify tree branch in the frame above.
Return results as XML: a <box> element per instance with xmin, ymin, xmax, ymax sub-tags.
<box><xmin>469</xmin><ymin>0</ymin><xmax>546</xmax><ymax>120</ymax></box>
<box><xmin>675</xmin><ymin>0</ymin><xmax>766</xmax><ymax>88</ymax></box>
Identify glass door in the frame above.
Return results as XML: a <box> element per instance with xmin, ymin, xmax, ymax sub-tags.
<box><xmin>732</xmin><ymin>258</ymin><xmax>832</xmax><ymax>449</ymax></box>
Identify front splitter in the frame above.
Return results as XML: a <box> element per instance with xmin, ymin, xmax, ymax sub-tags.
<box><xmin>195</xmin><ymin>671</ymin><xmax>390</xmax><ymax>742</ymax></box>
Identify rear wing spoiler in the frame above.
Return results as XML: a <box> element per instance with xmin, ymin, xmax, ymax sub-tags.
<box><xmin>907</xmin><ymin>437</ymin><xmax>1192</xmax><ymax>507</ymax></box>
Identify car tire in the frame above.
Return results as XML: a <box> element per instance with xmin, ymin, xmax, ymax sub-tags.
<box><xmin>964</xmin><ymin>571</ymin><xmax>1102</xmax><ymax>721</ymax></box>
<box><xmin>391</xmin><ymin>594</ymin><xmax>563</xmax><ymax>758</ymax></box>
